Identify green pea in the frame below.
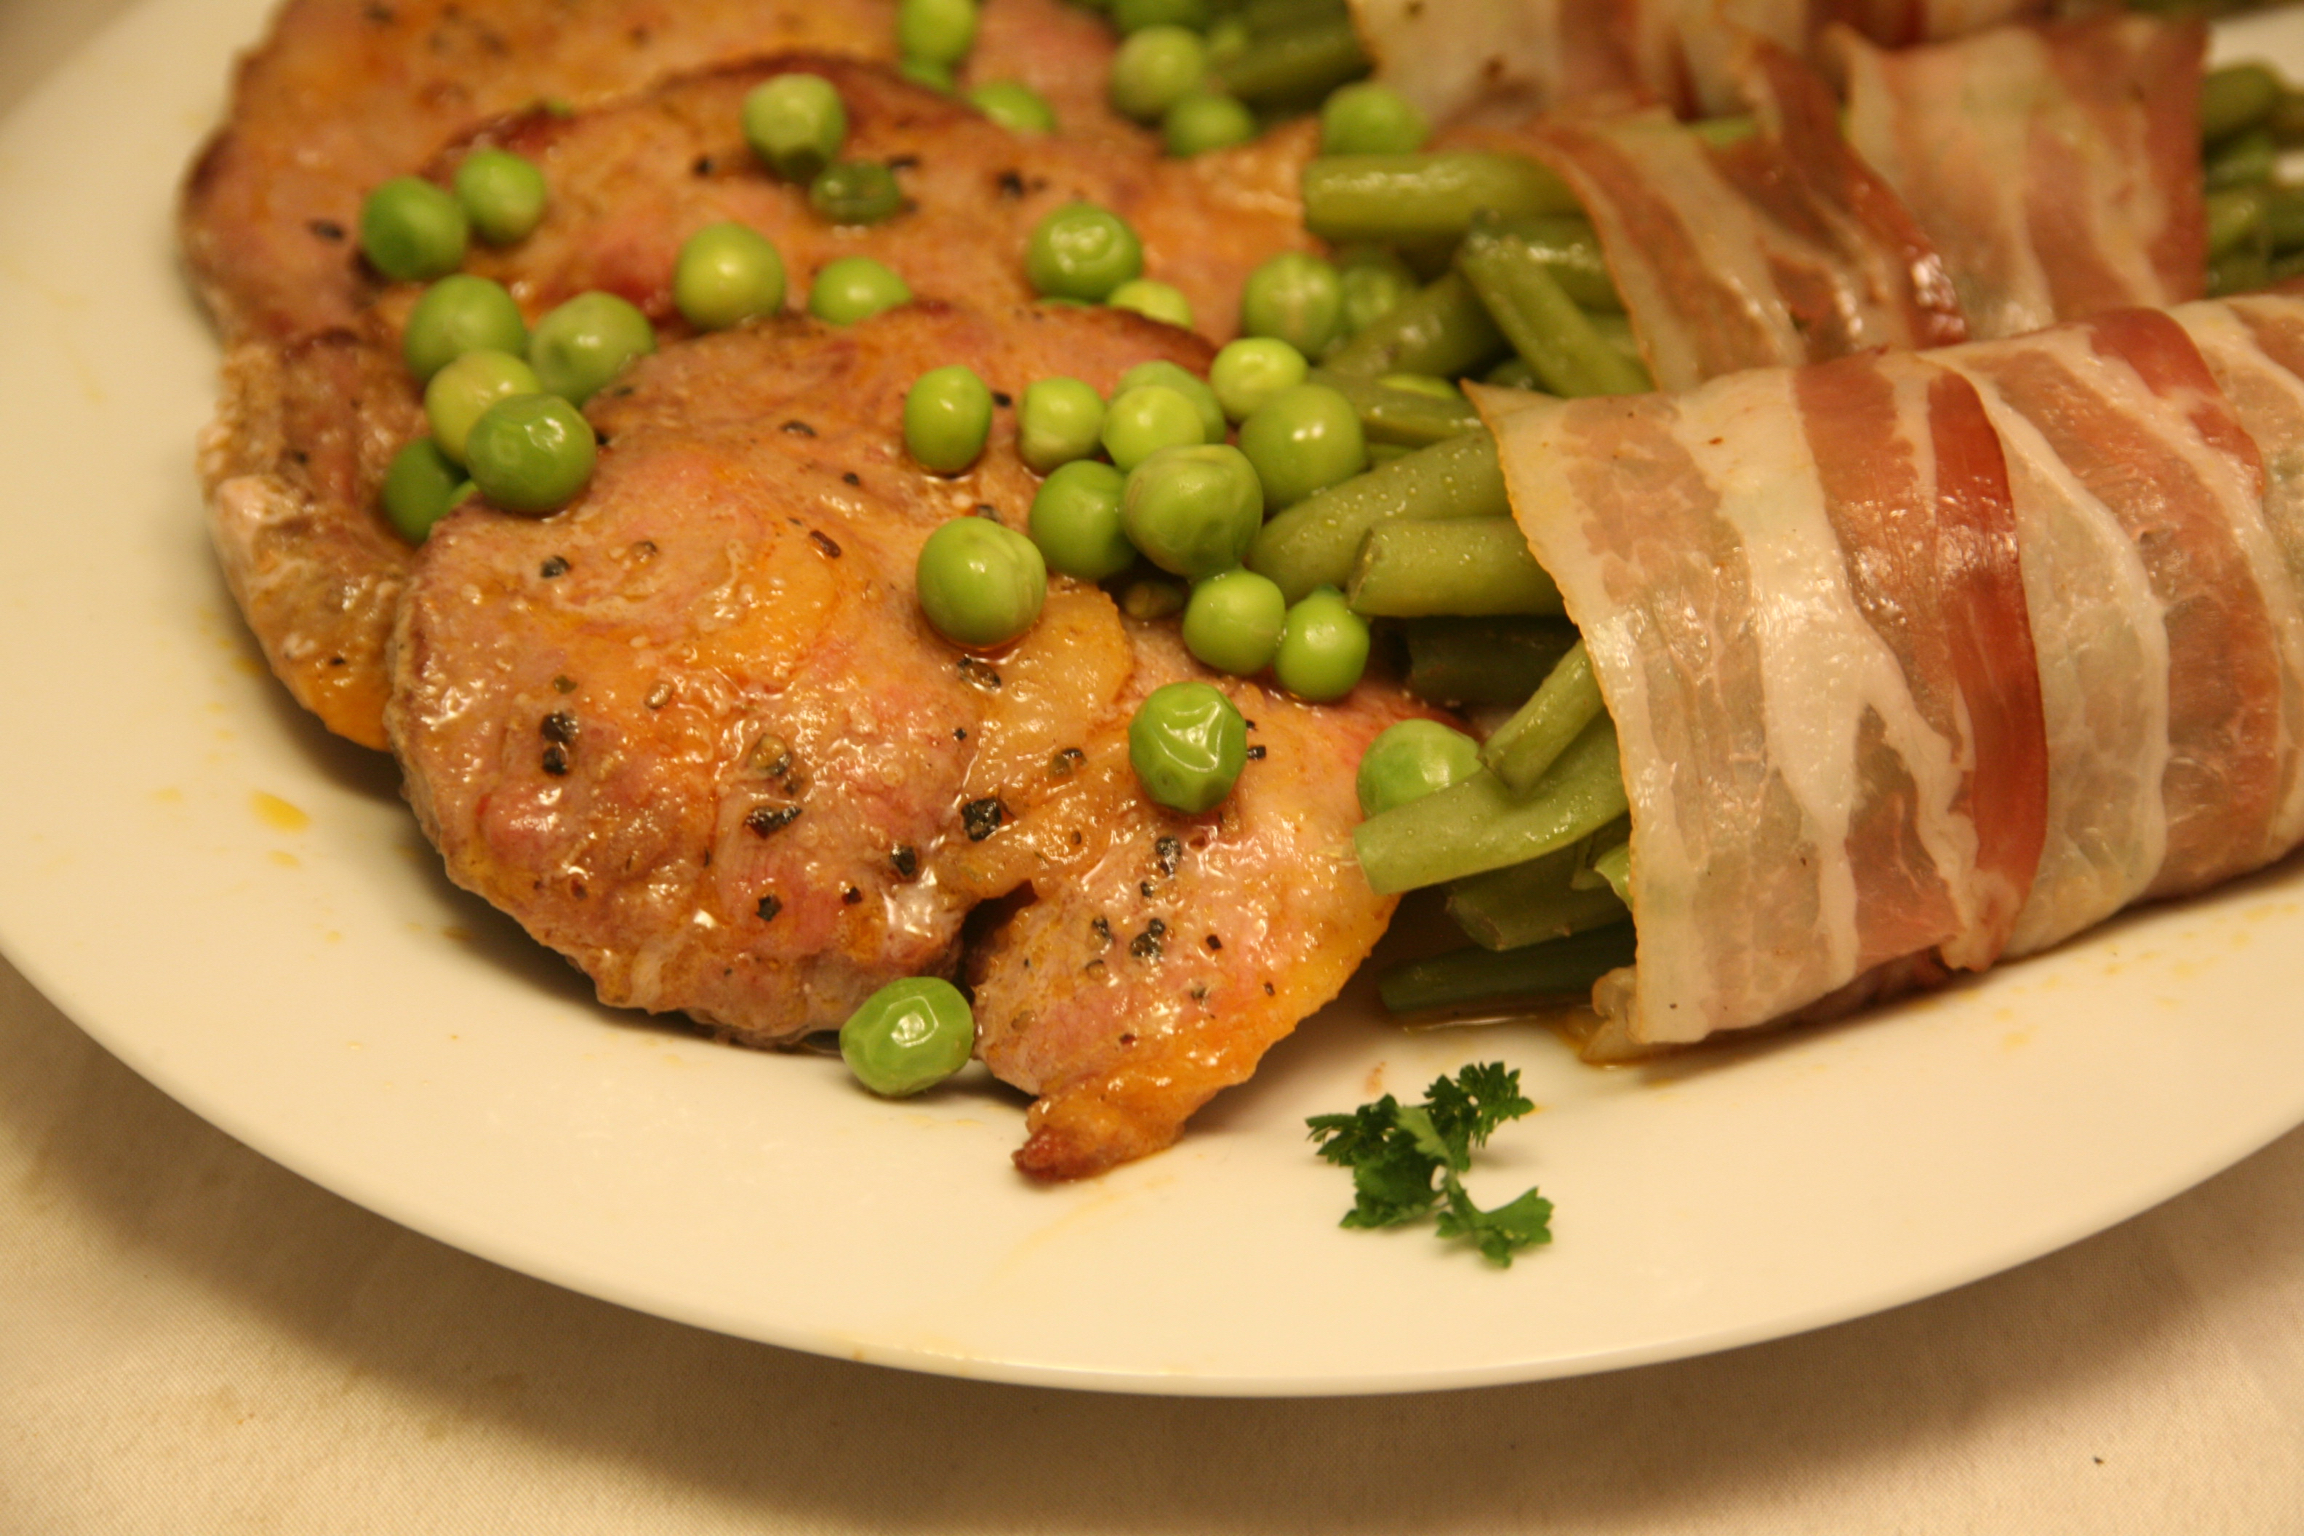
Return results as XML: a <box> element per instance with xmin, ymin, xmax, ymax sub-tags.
<box><xmin>1018</xmin><ymin>377</ymin><xmax>1106</xmax><ymax>473</ymax></box>
<box><xmin>1240</xmin><ymin>252</ymin><xmax>1344</xmax><ymax>359</ymax></box>
<box><xmin>1319</xmin><ymin>82</ymin><xmax>1430</xmax><ymax>155</ymax></box>
<box><xmin>808</xmin><ymin>256</ymin><xmax>913</xmax><ymax>323</ymax></box>
<box><xmin>1107</xmin><ymin>279</ymin><xmax>1195</xmax><ymax>329</ymax></box>
<box><xmin>1204</xmin><ymin>14</ymin><xmax>1251</xmax><ymax>67</ymax></box>
<box><xmin>528</xmin><ymin>291</ymin><xmax>656</xmax><ymax>405</ymax></box>
<box><xmin>808</xmin><ymin>160</ymin><xmax>905</xmax><ymax>226</ymax></box>
<box><xmin>839</xmin><ymin>977</ymin><xmax>975</xmax><ymax>1097</ymax></box>
<box><xmin>1210</xmin><ymin>336</ymin><xmax>1308</xmax><ymax>422</ymax></box>
<box><xmin>967</xmin><ymin>80</ymin><xmax>1057</xmax><ymax>134</ymax></box>
<box><xmin>1101</xmin><ymin>383</ymin><xmax>1207</xmax><ymax>472</ymax></box>
<box><xmin>1113</xmin><ymin>0</ymin><xmax>1210</xmax><ymax>30</ymax></box>
<box><xmin>1182</xmin><ymin>567</ymin><xmax>1287</xmax><ymax>675</ymax></box>
<box><xmin>360</xmin><ymin>175</ymin><xmax>468</xmax><ymax>283</ymax></box>
<box><xmin>1027</xmin><ymin>203</ymin><xmax>1144</xmax><ymax>301</ymax></box>
<box><xmin>424</xmin><ymin>348</ymin><xmax>540</xmax><ymax>464</ymax></box>
<box><xmin>1116</xmin><ymin>360</ymin><xmax>1223</xmax><ymax>442</ymax></box>
<box><xmin>401</xmin><ymin>273</ymin><xmax>526</xmax><ymax>383</ymax></box>
<box><xmin>917</xmin><ymin>516</ymin><xmax>1048</xmax><ymax>647</ymax></box>
<box><xmin>1121</xmin><ymin>443</ymin><xmax>1263</xmax><ymax>578</ymax></box>
<box><xmin>452</xmin><ymin>148</ymin><xmax>548</xmax><ymax>246</ymax></box>
<box><xmin>904</xmin><ymin>364</ymin><xmax>994</xmax><ymax>474</ymax></box>
<box><xmin>899</xmin><ymin>56</ymin><xmax>957</xmax><ymax>94</ymax></box>
<box><xmin>1110</xmin><ymin>25</ymin><xmax>1208</xmax><ymax>123</ymax></box>
<box><xmin>673</xmin><ymin>222</ymin><xmax>787</xmax><ymax>330</ymax></box>
<box><xmin>1238</xmin><ymin>381</ymin><xmax>1366</xmax><ymax>510</ymax></box>
<box><xmin>743</xmin><ymin>73</ymin><xmax>848</xmax><ymax>181</ymax></box>
<box><xmin>1337</xmin><ymin>247</ymin><xmax>1418</xmax><ymax>336</ymax></box>
<box><xmin>380</xmin><ymin>437</ymin><xmax>470</xmax><ymax>545</ymax></box>
<box><xmin>1130</xmin><ymin>680</ymin><xmax>1248</xmax><ymax>814</ymax></box>
<box><xmin>463</xmin><ymin>394</ymin><xmax>598</xmax><ymax>514</ymax></box>
<box><xmin>1355</xmin><ymin>718</ymin><xmax>1480</xmax><ymax>816</ymax></box>
<box><xmin>1029</xmin><ymin>459</ymin><xmax>1136</xmax><ymax>580</ymax></box>
<box><xmin>1273</xmin><ymin>586</ymin><xmax>1369</xmax><ymax>701</ymax></box>
<box><xmin>1163</xmin><ymin>91</ymin><xmax>1255</xmax><ymax>156</ymax></box>
<box><xmin>899</xmin><ymin>0</ymin><xmax>979</xmax><ymax>67</ymax></box>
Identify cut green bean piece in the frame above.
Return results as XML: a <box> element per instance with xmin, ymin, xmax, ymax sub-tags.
<box><xmin>1686</xmin><ymin>114</ymin><xmax>1756</xmax><ymax>150</ymax></box>
<box><xmin>1487</xmin><ymin>214</ymin><xmax>1622</xmax><ymax>311</ymax></box>
<box><xmin>2267</xmin><ymin>185</ymin><xmax>2304</xmax><ymax>251</ymax></box>
<box><xmin>1248</xmin><ymin>429</ymin><xmax>1508</xmax><ymax>603</ymax></box>
<box><xmin>1243</xmin><ymin>0</ymin><xmax>1349</xmax><ymax>34</ymax></box>
<box><xmin>2202</xmin><ymin>62</ymin><xmax>2283</xmax><ymax>145</ymax></box>
<box><xmin>1457</xmin><ymin>220</ymin><xmax>1652</xmax><ymax>398</ymax></box>
<box><xmin>1378</xmin><ymin>925</ymin><xmax>1635</xmax><ymax>1014</ymax></box>
<box><xmin>1214</xmin><ymin>19</ymin><xmax>1368</xmax><ymax>107</ymax></box>
<box><xmin>2207</xmin><ymin>187</ymin><xmax>2270</xmax><ymax>260</ymax></box>
<box><xmin>1348</xmin><ymin>517</ymin><xmax>1563</xmax><ymax>618</ymax></box>
<box><xmin>1302</xmin><ymin>153</ymin><xmax>1581</xmax><ymax>246</ymax></box>
<box><xmin>1480</xmin><ymin>640</ymin><xmax>1603</xmax><ymax>793</ymax></box>
<box><xmin>1589</xmin><ymin>840</ymin><xmax>1632</xmax><ymax>904</ymax></box>
<box><xmin>1355</xmin><ymin>715</ymin><xmax>1627</xmax><ymax>894</ymax></box>
<box><xmin>1306</xmin><ymin>367</ymin><xmax>1481</xmax><ymax>446</ymax></box>
<box><xmin>2207</xmin><ymin>127</ymin><xmax>2278</xmax><ymax>192</ymax></box>
<box><xmin>1322</xmin><ymin>271</ymin><xmax>1507</xmax><ymax>380</ymax></box>
<box><xmin>1402</xmin><ymin>616</ymin><xmax>1578</xmax><ymax>704</ymax></box>
<box><xmin>2212</xmin><ymin>244</ymin><xmax>2273</xmax><ymax>297</ymax></box>
<box><xmin>1446</xmin><ymin>838</ymin><xmax>1630</xmax><ymax>952</ymax></box>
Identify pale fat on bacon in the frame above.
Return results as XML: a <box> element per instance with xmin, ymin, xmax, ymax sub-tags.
<box><xmin>1473</xmin><ymin>293</ymin><xmax>2304</xmax><ymax>1055</ymax></box>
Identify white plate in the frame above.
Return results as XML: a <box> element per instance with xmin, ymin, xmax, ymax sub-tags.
<box><xmin>4</xmin><ymin>0</ymin><xmax>2303</xmax><ymax>1398</ymax></box>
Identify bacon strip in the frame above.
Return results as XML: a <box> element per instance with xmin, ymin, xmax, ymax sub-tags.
<box><xmin>1473</xmin><ymin>349</ymin><xmax>2043</xmax><ymax>1046</ymax></box>
<box><xmin>1475</xmin><ymin>296</ymin><xmax>2304</xmax><ymax>1051</ymax></box>
<box><xmin>1835</xmin><ymin>15</ymin><xmax>2207</xmax><ymax>341</ymax></box>
<box><xmin>1351</xmin><ymin>0</ymin><xmax>2054</xmax><ymax>123</ymax></box>
<box><xmin>1489</xmin><ymin>43</ymin><xmax>1963</xmax><ymax>392</ymax></box>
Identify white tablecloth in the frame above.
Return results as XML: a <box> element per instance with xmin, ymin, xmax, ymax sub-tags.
<box><xmin>5</xmin><ymin>2</ymin><xmax>2304</xmax><ymax>1529</ymax></box>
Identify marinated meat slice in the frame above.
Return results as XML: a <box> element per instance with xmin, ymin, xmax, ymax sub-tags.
<box><xmin>200</xmin><ymin>54</ymin><xmax>1315</xmax><ymax>750</ymax></box>
<box><xmin>391</xmin><ymin>304</ymin><xmax>1425</xmax><ymax>1173</ymax></box>
<box><xmin>180</xmin><ymin>0</ymin><xmax>1138</xmax><ymax>343</ymax></box>
<box><xmin>440</xmin><ymin>55</ymin><xmax>1317</xmax><ymax>348</ymax></box>
<box><xmin>967</xmin><ymin>627</ymin><xmax>1414</xmax><ymax>1180</ymax></box>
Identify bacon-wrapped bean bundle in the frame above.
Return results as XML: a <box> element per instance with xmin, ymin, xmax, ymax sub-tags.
<box><xmin>1469</xmin><ymin>291</ymin><xmax>2304</xmax><ymax>1057</ymax></box>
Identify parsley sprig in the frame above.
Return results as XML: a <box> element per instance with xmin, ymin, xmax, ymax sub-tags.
<box><xmin>1306</xmin><ymin>1062</ymin><xmax>1553</xmax><ymax>1266</ymax></box>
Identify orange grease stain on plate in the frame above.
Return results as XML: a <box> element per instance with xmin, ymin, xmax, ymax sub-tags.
<box><xmin>251</xmin><ymin>790</ymin><xmax>310</xmax><ymax>831</ymax></box>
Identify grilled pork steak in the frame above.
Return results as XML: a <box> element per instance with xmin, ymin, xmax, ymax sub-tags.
<box><xmin>195</xmin><ymin>47</ymin><xmax>1314</xmax><ymax>749</ymax></box>
<box><xmin>390</xmin><ymin>304</ymin><xmax>1422</xmax><ymax>1178</ymax></box>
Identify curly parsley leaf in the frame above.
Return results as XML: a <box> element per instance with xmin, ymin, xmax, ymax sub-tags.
<box><xmin>1307</xmin><ymin>1063</ymin><xmax>1551</xmax><ymax>1266</ymax></box>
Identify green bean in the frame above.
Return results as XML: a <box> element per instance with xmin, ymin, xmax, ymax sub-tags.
<box><xmin>1302</xmin><ymin>154</ymin><xmax>1581</xmax><ymax>246</ymax></box>
<box><xmin>1402</xmin><ymin>617</ymin><xmax>1579</xmax><ymax>705</ymax></box>
<box><xmin>2212</xmin><ymin>243</ymin><xmax>2273</xmax><ymax>297</ymax></box>
<box><xmin>1247</xmin><ymin>429</ymin><xmax>1508</xmax><ymax>603</ymax></box>
<box><xmin>1306</xmin><ymin>367</ymin><xmax>1481</xmax><ymax>446</ymax></box>
<box><xmin>1378</xmin><ymin>926</ymin><xmax>1634</xmax><ymax>1014</ymax></box>
<box><xmin>1588</xmin><ymin>311</ymin><xmax>1643</xmax><ymax>367</ymax></box>
<box><xmin>2267</xmin><ymin>185</ymin><xmax>2304</xmax><ymax>251</ymax></box>
<box><xmin>1482</xmin><ymin>214</ymin><xmax>1622</xmax><ymax>311</ymax></box>
<box><xmin>1480</xmin><ymin>640</ymin><xmax>1603</xmax><ymax>793</ymax></box>
<box><xmin>1242</xmin><ymin>0</ymin><xmax>1348</xmax><ymax>34</ymax></box>
<box><xmin>1322</xmin><ymin>271</ymin><xmax>1508</xmax><ymax>381</ymax></box>
<box><xmin>2271</xmin><ymin>88</ymin><xmax>2304</xmax><ymax>146</ymax></box>
<box><xmin>1445</xmin><ymin>837</ymin><xmax>1630</xmax><ymax>952</ymax></box>
<box><xmin>1589</xmin><ymin>840</ymin><xmax>1632</xmax><ymax>904</ymax></box>
<box><xmin>1347</xmin><ymin>517</ymin><xmax>1563</xmax><ymax>618</ymax></box>
<box><xmin>2202</xmin><ymin>62</ymin><xmax>2283</xmax><ymax>144</ymax></box>
<box><xmin>1482</xmin><ymin>356</ymin><xmax>1542</xmax><ymax>391</ymax></box>
<box><xmin>2207</xmin><ymin>187</ymin><xmax>2270</xmax><ymax>260</ymax></box>
<box><xmin>2206</xmin><ymin>127</ymin><xmax>2278</xmax><ymax>192</ymax></box>
<box><xmin>1355</xmin><ymin>715</ymin><xmax>1627</xmax><ymax>894</ymax></box>
<box><xmin>1457</xmin><ymin>220</ymin><xmax>1652</xmax><ymax>398</ymax></box>
<box><xmin>1686</xmin><ymin>114</ymin><xmax>1756</xmax><ymax>150</ymax></box>
<box><xmin>1214</xmin><ymin>19</ymin><xmax>1368</xmax><ymax>108</ymax></box>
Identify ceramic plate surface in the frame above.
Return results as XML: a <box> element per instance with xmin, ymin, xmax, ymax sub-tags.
<box><xmin>3</xmin><ymin>0</ymin><xmax>2302</xmax><ymax>1396</ymax></box>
